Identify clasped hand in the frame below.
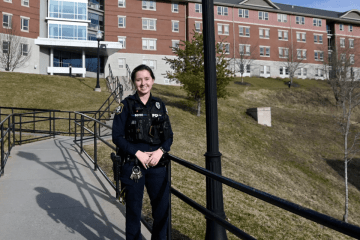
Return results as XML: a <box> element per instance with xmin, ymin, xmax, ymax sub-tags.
<box><xmin>135</xmin><ymin>149</ymin><xmax>163</xmax><ymax>169</ymax></box>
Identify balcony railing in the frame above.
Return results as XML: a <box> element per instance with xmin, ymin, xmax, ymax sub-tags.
<box><xmin>88</xmin><ymin>3</ymin><xmax>104</xmax><ymax>10</ymax></box>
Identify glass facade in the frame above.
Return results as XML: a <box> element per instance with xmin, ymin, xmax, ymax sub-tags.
<box><xmin>88</xmin><ymin>12</ymin><xmax>103</xmax><ymax>31</ymax></box>
<box><xmin>49</xmin><ymin>23</ymin><xmax>87</xmax><ymax>40</ymax></box>
<box><xmin>49</xmin><ymin>0</ymin><xmax>87</xmax><ymax>20</ymax></box>
<box><xmin>53</xmin><ymin>50</ymin><xmax>104</xmax><ymax>73</ymax></box>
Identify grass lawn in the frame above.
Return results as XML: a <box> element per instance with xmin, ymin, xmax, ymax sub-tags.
<box><xmin>2</xmin><ymin>72</ymin><xmax>360</xmax><ymax>239</ymax></box>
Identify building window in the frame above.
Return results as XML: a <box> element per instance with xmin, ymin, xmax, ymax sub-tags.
<box><xmin>315</xmin><ymin>68</ymin><xmax>324</xmax><ymax>77</ymax></box>
<box><xmin>350</xmin><ymin>54</ymin><xmax>355</xmax><ymax>65</ymax></box>
<box><xmin>297</xmin><ymin>49</ymin><xmax>306</xmax><ymax>59</ymax></box>
<box><xmin>238</xmin><ymin>9</ymin><xmax>249</xmax><ymax>18</ymax></box>
<box><xmin>314</xmin><ymin>51</ymin><xmax>324</xmax><ymax>61</ymax></box>
<box><xmin>217</xmin><ymin>6</ymin><xmax>228</xmax><ymax>16</ymax></box>
<box><xmin>21</xmin><ymin>43</ymin><xmax>29</xmax><ymax>56</ymax></box>
<box><xmin>143</xmin><ymin>59</ymin><xmax>157</xmax><ymax>69</ymax></box>
<box><xmin>296</xmin><ymin>16</ymin><xmax>305</xmax><ymax>25</ymax></box>
<box><xmin>195</xmin><ymin>22</ymin><xmax>201</xmax><ymax>32</ymax></box>
<box><xmin>48</xmin><ymin>0</ymin><xmax>87</xmax><ymax>20</ymax></box>
<box><xmin>218</xmin><ymin>24</ymin><xmax>229</xmax><ymax>35</ymax></box>
<box><xmin>258</xmin><ymin>11</ymin><xmax>269</xmax><ymax>20</ymax></box>
<box><xmin>172</xmin><ymin>3</ymin><xmax>179</xmax><ymax>13</ymax></box>
<box><xmin>195</xmin><ymin>3</ymin><xmax>202</xmax><ymax>13</ymax></box>
<box><xmin>118</xmin><ymin>36</ymin><xmax>126</xmax><ymax>48</ymax></box>
<box><xmin>239</xmin><ymin>44</ymin><xmax>250</xmax><ymax>55</ymax></box>
<box><xmin>314</xmin><ymin>34</ymin><xmax>323</xmax><ymax>44</ymax></box>
<box><xmin>118</xmin><ymin>16</ymin><xmax>126</xmax><ymax>28</ymax></box>
<box><xmin>2</xmin><ymin>41</ymin><xmax>9</xmax><ymax>54</ymax></box>
<box><xmin>20</xmin><ymin>17</ymin><xmax>29</xmax><ymax>32</ymax></box>
<box><xmin>4</xmin><ymin>0</ymin><xmax>12</xmax><ymax>3</ymax></box>
<box><xmin>279</xmin><ymin>47</ymin><xmax>289</xmax><ymax>58</ymax></box>
<box><xmin>172</xmin><ymin>20</ymin><xmax>179</xmax><ymax>32</ymax></box>
<box><xmin>349</xmin><ymin>25</ymin><xmax>353</xmax><ymax>32</ymax></box>
<box><xmin>49</xmin><ymin>23</ymin><xmax>87</xmax><ymax>40</ymax></box>
<box><xmin>260</xmin><ymin>46</ymin><xmax>270</xmax><ymax>57</ymax></box>
<box><xmin>296</xmin><ymin>32</ymin><xmax>306</xmax><ymax>42</ymax></box>
<box><xmin>259</xmin><ymin>28</ymin><xmax>269</xmax><ymax>39</ymax></box>
<box><xmin>2</xmin><ymin>13</ymin><xmax>12</xmax><ymax>28</ymax></box>
<box><xmin>142</xmin><ymin>0</ymin><xmax>156</xmax><ymax>10</ymax></box>
<box><xmin>118</xmin><ymin>58</ymin><xmax>126</xmax><ymax>68</ymax></box>
<box><xmin>340</xmin><ymin>38</ymin><xmax>345</xmax><ymax>48</ymax></box>
<box><xmin>313</xmin><ymin>18</ymin><xmax>322</xmax><ymax>27</ymax></box>
<box><xmin>118</xmin><ymin>0</ymin><xmax>125</xmax><ymax>7</ymax></box>
<box><xmin>349</xmin><ymin>39</ymin><xmax>354</xmax><ymax>48</ymax></box>
<box><xmin>172</xmin><ymin>40</ymin><xmax>179</xmax><ymax>52</ymax></box>
<box><xmin>142</xmin><ymin>18</ymin><xmax>156</xmax><ymax>30</ymax></box>
<box><xmin>142</xmin><ymin>38</ymin><xmax>157</xmax><ymax>50</ymax></box>
<box><xmin>219</xmin><ymin>42</ymin><xmax>230</xmax><ymax>54</ymax></box>
<box><xmin>239</xmin><ymin>26</ymin><xmax>250</xmax><ymax>37</ymax></box>
<box><xmin>278</xmin><ymin>30</ymin><xmax>288</xmax><ymax>40</ymax></box>
<box><xmin>277</xmin><ymin>14</ymin><xmax>287</xmax><ymax>22</ymax></box>
<box><xmin>21</xmin><ymin>0</ymin><xmax>29</xmax><ymax>7</ymax></box>
<box><xmin>339</xmin><ymin>24</ymin><xmax>344</xmax><ymax>31</ymax></box>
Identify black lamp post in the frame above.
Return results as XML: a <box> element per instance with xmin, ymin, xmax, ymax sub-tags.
<box><xmin>95</xmin><ymin>30</ymin><xmax>102</xmax><ymax>92</ymax></box>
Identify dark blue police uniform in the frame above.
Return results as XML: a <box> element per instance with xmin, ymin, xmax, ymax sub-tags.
<box><xmin>112</xmin><ymin>92</ymin><xmax>173</xmax><ymax>240</ymax></box>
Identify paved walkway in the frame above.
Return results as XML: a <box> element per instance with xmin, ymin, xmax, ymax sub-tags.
<box><xmin>0</xmin><ymin>136</ymin><xmax>151</xmax><ymax>240</ymax></box>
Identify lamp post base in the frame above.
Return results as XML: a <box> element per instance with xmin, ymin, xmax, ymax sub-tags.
<box><xmin>94</xmin><ymin>88</ymin><xmax>101</xmax><ymax>92</ymax></box>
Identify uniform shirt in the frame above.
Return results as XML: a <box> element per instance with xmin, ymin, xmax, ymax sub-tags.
<box><xmin>112</xmin><ymin>92</ymin><xmax>173</xmax><ymax>156</ymax></box>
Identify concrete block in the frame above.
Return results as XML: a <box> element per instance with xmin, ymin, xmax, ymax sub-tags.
<box><xmin>247</xmin><ymin>107</ymin><xmax>271</xmax><ymax>127</ymax></box>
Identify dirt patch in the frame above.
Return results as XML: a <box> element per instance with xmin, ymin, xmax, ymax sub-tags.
<box><xmin>235</xmin><ymin>81</ymin><xmax>253</xmax><ymax>86</ymax></box>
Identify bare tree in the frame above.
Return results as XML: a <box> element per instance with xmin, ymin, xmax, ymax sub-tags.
<box><xmin>0</xmin><ymin>24</ymin><xmax>32</xmax><ymax>71</ymax></box>
<box><xmin>231</xmin><ymin>37</ymin><xmax>259</xmax><ymax>83</ymax></box>
<box><xmin>278</xmin><ymin>41</ymin><xmax>307</xmax><ymax>87</ymax></box>
<box><xmin>326</xmin><ymin>41</ymin><xmax>360</xmax><ymax>223</ymax></box>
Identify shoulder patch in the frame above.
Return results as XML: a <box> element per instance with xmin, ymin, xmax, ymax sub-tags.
<box><xmin>155</xmin><ymin>102</ymin><xmax>161</xmax><ymax>109</ymax></box>
<box><xmin>115</xmin><ymin>103</ymin><xmax>124</xmax><ymax>115</ymax></box>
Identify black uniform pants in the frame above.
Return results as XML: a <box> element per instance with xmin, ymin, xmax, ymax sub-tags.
<box><xmin>120</xmin><ymin>162</ymin><xmax>169</xmax><ymax>240</ymax></box>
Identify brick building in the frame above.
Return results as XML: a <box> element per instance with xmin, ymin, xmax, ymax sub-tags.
<box><xmin>1</xmin><ymin>0</ymin><xmax>360</xmax><ymax>84</ymax></box>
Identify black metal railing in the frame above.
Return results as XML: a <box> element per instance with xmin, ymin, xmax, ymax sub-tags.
<box><xmin>0</xmin><ymin>114</ymin><xmax>14</xmax><ymax>177</ymax></box>
<box><xmin>73</xmin><ymin>112</ymin><xmax>360</xmax><ymax>239</ymax></box>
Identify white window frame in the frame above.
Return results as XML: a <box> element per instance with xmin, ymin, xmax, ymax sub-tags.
<box><xmin>118</xmin><ymin>16</ymin><xmax>126</xmax><ymax>28</ymax></box>
<box><xmin>278</xmin><ymin>30</ymin><xmax>288</xmax><ymax>41</ymax></box>
<box><xmin>142</xmin><ymin>0</ymin><xmax>156</xmax><ymax>10</ymax></box>
<box><xmin>296</xmin><ymin>32</ymin><xmax>306</xmax><ymax>42</ymax></box>
<box><xmin>277</xmin><ymin>14</ymin><xmax>287</xmax><ymax>23</ymax></box>
<box><xmin>297</xmin><ymin>49</ymin><xmax>307</xmax><ymax>60</ymax></box>
<box><xmin>2</xmin><ymin>13</ymin><xmax>12</xmax><ymax>29</ymax></box>
<box><xmin>239</xmin><ymin>44</ymin><xmax>250</xmax><ymax>56</ymax></box>
<box><xmin>278</xmin><ymin>47</ymin><xmax>289</xmax><ymax>58</ymax></box>
<box><xmin>239</xmin><ymin>26</ymin><xmax>250</xmax><ymax>37</ymax></box>
<box><xmin>259</xmin><ymin>28</ymin><xmax>269</xmax><ymax>39</ymax></box>
<box><xmin>142</xmin><ymin>18</ymin><xmax>156</xmax><ymax>30</ymax></box>
<box><xmin>20</xmin><ymin>16</ymin><xmax>29</xmax><ymax>32</ymax></box>
<box><xmin>172</xmin><ymin>40</ymin><xmax>180</xmax><ymax>52</ymax></box>
<box><xmin>217</xmin><ymin>6</ymin><xmax>228</xmax><ymax>16</ymax></box>
<box><xmin>172</xmin><ymin>20</ymin><xmax>179</xmax><ymax>32</ymax></box>
<box><xmin>118</xmin><ymin>58</ymin><xmax>126</xmax><ymax>69</ymax></box>
<box><xmin>349</xmin><ymin>25</ymin><xmax>353</xmax><ymax>32</ymax></box>
<box><xmin>296</xmin><ymin>16</ymin><xmax>305</xmax><ymax>25</ymax></box>
<box><xmin>4</xmin><ymin>0</ymin><xmax>12</xmax><ymax>3</ymax></box>
<box><xmin>118</xmin><ymin>36</ymin><xmax>126</xmax><ymax>49</ymax></box>
<box><xmin>238</xmin><ymin>9</ymin><xmax>249</xmax><ymax>18</ymax></box>
<box><xmin>172</xmin><ymin>3</ymin><xmax>179</xmax><ymax>13</ymax></box>
<box><xmin>142</xmin><ymin>38</ymin><xmax>157</xmax><ymax>50</ymax></box>
<box><xmin>349</xmin><ymin>39</ymin><xmax>354</xmax><ymax>48</ymax></box>
<box><xmin>219</xmin><ymin>42</ymin><xmax>230</xmax><ymax>54</ymax></box>
<box><xmin>314</xmin><ymin>34</ymin><xmax>323</xmax><ymax>44</ymax></box>
<box><xmin>258</xmin><ymin>11</ymin><xmax>269</xmax><ymax>20</ymax></box>
<box><xmin>2</xmin><ymin>41</ymin><xmax>9</xmax><ymax>54</ymax></box>
<box><xmin>339</xmin><ymin>24</ymin><xmax>344</xmax><ymax>31</ymax></box>
<box><xmin>195</xmin><ymin>21</ymin><xmax>202</xmax><ymax>32</ymax></box>
<box><xmin>143</xmin><ymin>59</ymin><xmax>157</xmax><ymax>69</ymax></box>
<box><xmin>218</xmin><ymin>24</ymin><xmax>229</xmax><ymax>35</ymax></box>
<box><xmin>21</xmin><ymin>43</ymin><xmax>29</xmax><ymax>56</ymax></box>
<box><xmin>314</xmin><ymin>51</ymin><xmax>324</xmax><ymax>61</ymax></box>
<box><xmin>195</xmin><ymin>3</ymin><xmax>202</xmax><ymax>13</ymax></box>
<box><xmin>118</xmin><ymin>0</ymin><xmax>125</xmax><ymax>8</ymax></box>
<box><xmin>350</xmin><ymin>54</ymin><xmax>355</xmax><ymax>65</ymax></box>
<box><xmin>340</xmin><ymin>38</ymin><xmax>345</xmax><ymax>48</ymax></box>
<box><xmin>315</xmin><ymin>68</ymin><xmax>324</xmax><ymax>77</ymax></box>
<box><xmin>21</xmin><ymin>0</ymin><xmax>29</xmax><ymax>7</ymax></box>
<box><xmin>313</xmin><ymin>18</ymin><xmax>322</xmax><ymax>27</ymax></box>
<box><xmin>260</xmin><ymin>46</ymin><xmax>270</xmax><ymax>57</ymax></box>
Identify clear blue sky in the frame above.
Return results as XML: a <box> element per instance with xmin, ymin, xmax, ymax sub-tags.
<box><xmin>273</xmin><ymin>0</ymin><xmax>360</xmax><ymax>13</ymax></box>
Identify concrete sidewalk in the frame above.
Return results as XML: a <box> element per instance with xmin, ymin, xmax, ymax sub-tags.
<box><xmin>0</xmin><ymin>136</ymin><xmax>151</xmax><ymax>240</ymax></box>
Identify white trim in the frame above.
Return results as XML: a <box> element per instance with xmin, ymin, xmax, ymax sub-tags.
<box><xmin>45</xmin><ymin>17</ymin><xmax>91</xmax><ymax>23</ymax></box>
<box><xmin>118</xmin><ymin>36</ymin><xmax>126</xmax><ymax>49</ymax></box>
<box><xmin>142</xmin><ymin>18</ymin><xmax>157</xmax><ymax>31</ymax></box>
<box><xmin>118</xmin><ymin>0</ymin><xmax>126</xmax><ymax>8</ymax></box>
<box><xmin>118</xmin><ymin>15</ymin><xmax>126</xmax><ymax>28</ymax></box>
<box><xmin>340</xmin><ymin>9</ymin><xmax>360</xmax><ymax>19</ymax></box>
<box><xmin>21</xmin><ymin>0</ymin><xmax>29</xmax><ymax>7</ymax></box>
<box><xmin>20</xmin><ymin>16</ymin><xmax>30</xmax><ymax>32</ymax></box>
<box><xmin>239</xmin><ymin>0</ymin><xmax>280</xmax><ymax>10</ymax></box>
<box><xmin>172</xmin><ymin>20</ymin><xmax>179</xmax><ymax>32</ymax></box>
<box><xmin>48</xmin><ymin>19</ymin><xmax>88</xmax><ymax>26</ymax></box>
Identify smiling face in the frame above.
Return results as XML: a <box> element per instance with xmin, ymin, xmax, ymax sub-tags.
<box><xmin>134</xmin><ymin>69</ymin><xmax>155</xmax><ymax>97</ymax></box>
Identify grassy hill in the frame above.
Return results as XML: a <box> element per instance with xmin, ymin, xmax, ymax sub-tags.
<box><xmin>1</xmin><ymin>71</ymin><xmax>359</xmax><ymax>239</ymax></box>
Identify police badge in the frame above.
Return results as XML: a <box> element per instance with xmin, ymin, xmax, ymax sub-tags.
<box><xmin>115</xmin><ymin>103</ymin><xmax>124</xmax><ymax>115</ymax></box>
<box><xmin>155</xmin><ymin>102</ymin><xmax>160</xmax><ymax>109</ymax></box>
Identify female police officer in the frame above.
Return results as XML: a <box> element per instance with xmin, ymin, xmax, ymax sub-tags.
<box><xmin>112</xmin><ymin>64</ymin><xmax>173</xmax><ymax>240</ymax></box>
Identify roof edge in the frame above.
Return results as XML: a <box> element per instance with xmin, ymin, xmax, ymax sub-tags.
<box><xmin>239</xmin><ymin>0</ymin><xmax>280</xmax><ymax>10</ymax></box>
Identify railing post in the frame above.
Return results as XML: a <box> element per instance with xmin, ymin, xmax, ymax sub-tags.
<box><xmin>1</xmin><ymin>123</ymin><xmax>4</xmax><ymax>176</ymax></box>
<box><xmin>8</xmin><ymin>117</ymin><xmax>11</xmax><ymax>153</ymax></box>
<box><xmin>12</xmin><ymin>115</ymin><xmax>15</xmax><ymax>146</ymax></box>
<box><xmin>74</xmin><ymin>113</ymin><xmax>77</xmax><ymax>142</ymax></box>
<box><xmin>68</xmin><ymin>112</ymin><xmax>71</xmax><ymax>135</ymax></box>
<box><xmin>19</xmin><ymin>115</ymin><xmax>22</xmax><ymax>145</ymax></box>
<box><xmin>167</xmin><ymin>161</ymin><xmax>172</xmax><ymax>240</ymax></box>
<box><xmin>33</xmin><ymin>112</ymin><xmax>35</xmax><ymax>132</ymax></box>
<box><xmin>80</xmin><ymin>115</ymin><xmax>84</xmax><ymax>153</ymax></box>
<box><xmin>49</xmin><ymin>112</ymin><xmax>52</xmax><ymax>137</ymax></box>
<box><xmin>53</xmin><ymin>111</ymin><xmax>56</xmax><ymax>137</ymax></box>
<box><xmin>94</xmin><ymin>121</ymin><xmax>98</xmax><ymax>171</ymax></box>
